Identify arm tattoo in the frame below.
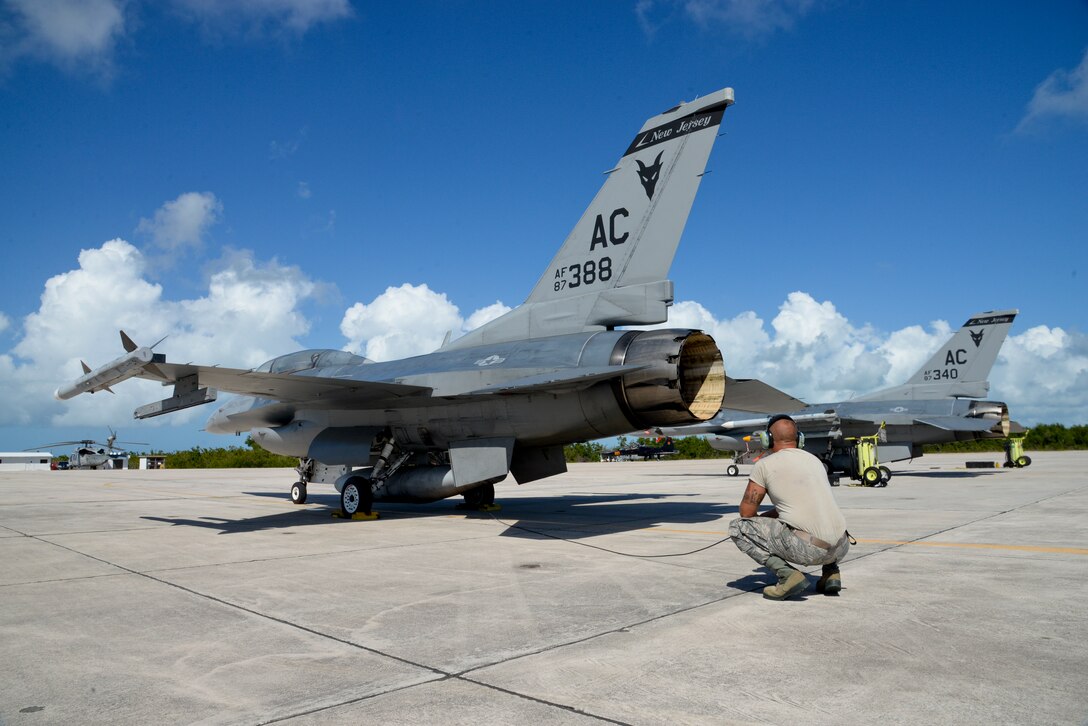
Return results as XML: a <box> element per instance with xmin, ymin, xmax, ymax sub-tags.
<box><xmin>743</xmin><ymin>486</ymin><xmax>764</xmax><ymax>505</ymax></box>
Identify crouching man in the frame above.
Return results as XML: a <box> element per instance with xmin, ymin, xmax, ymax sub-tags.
<box><xmin>729</xmin><ymin>414</ymin><xmax>850</xmax><ymax>600</ymax></box>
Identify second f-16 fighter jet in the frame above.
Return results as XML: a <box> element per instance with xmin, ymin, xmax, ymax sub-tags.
<box><xmin>664</xmin><ymin>310</ymin><xmax>1018</xmax><ymax>484</ymax></box>
<box><xmin>57</xmin><ymin>88</ymin><xmax>735</xmax><ymax>514</ymax></box>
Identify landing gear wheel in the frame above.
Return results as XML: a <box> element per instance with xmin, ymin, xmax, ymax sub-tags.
<box><xmin>290</xmin><ymin>481</ymin><xmax>307</xmax><ymax>504</ymax></box>
<box><xmin>462</xmin><ymin>482</ymin><xmax>496</xmax><ymax>508</ymax></box>
<box><xmin>340</xmin><ymin>476</ymin><xmax>372</xmax><ymax>517</ymax></box>
<box><xmin>1016</xmin><ymin>455</ymin><xmax>1032</xmax><ymax>468</ymax></box>
<box><xmin>861</xmin><ymin>466</ymin><xmax>882</xmax><ymax>486</ymax></box>
<box><xmin>879</xmin><ymin>466</ymin><xmax>892</xmax><ymax>486</ymax></box>
<box><xmin>726</xmin><ymin>464</ymin><xmax>739</xmax><ymax>477</ymax></box>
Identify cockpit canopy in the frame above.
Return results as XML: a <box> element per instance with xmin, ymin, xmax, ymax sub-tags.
<box><xmin>253</xmin><ymin>349</ymin><xmax>372</xmax><ymax>374</ymax></box>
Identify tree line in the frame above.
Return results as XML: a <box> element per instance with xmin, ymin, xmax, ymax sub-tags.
<box><xmin>922</xmin><ymin>423</ymin><xmax>1088</xmax><ymax>453</ymax></box>
<box><xmin>128</xmin><ymin>437</ymin><xmax>298</xmax><ymax>469</ymax></box>
<box><xmin>108</xmin><ymin>424</ymin><xmax>1087</xmax><ymax>468</ymax></box>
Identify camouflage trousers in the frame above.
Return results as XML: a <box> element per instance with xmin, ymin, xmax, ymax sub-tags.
<box><xmin>729</xmin><ymin>516</ymin><xmax>849</xmax><ymax>568</ymax></box>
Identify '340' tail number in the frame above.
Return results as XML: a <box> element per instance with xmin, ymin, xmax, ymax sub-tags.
<box><xmin>554</xmin><ymin>257</ymin><xmax>613</xmax><ymax>291</ymax></box>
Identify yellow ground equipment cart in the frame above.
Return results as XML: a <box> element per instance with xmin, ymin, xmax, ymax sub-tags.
<box><xmin>1004</xmin><ymin>435</ymin><xmax>1032</xmax><ymax>468</ymax></box>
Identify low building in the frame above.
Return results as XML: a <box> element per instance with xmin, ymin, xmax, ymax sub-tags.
<box><xmin>138</xmin><ymin>455</ymin><xmax>166</xmax><ymax>470</ymax></box>
<box><xmin>0</xmin><ymin>452</ymin><xmax>53</xmax><ymax>471</ymax></box>
<box><xmin>103</xmin><ymin>454</ymin><xmax>129</xmax><ymax>470</ymax></box>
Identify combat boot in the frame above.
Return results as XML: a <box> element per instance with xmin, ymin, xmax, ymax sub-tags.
<box><xmin>763</xmin><ymin>555</ymin><xmax>807</xmax><ymax>600</ymax></box>
<box><xmin>816</xmin><ymin>564</ymin><xmax>841</xmax><ymax>595</ymax></box>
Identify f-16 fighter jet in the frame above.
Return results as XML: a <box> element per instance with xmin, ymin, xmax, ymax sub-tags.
<box><xmin>663</xmin><ymin>310</ymin><xmax>1018</xmax><ymax>485</ymax></box>
<box><xmin>57</xmin><ymin>88</ymin><xmax>735</xmax><ymax>514</ymax></box>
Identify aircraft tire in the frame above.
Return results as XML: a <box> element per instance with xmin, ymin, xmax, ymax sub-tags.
<box><xmin>861</xmin><ymin>466</ymin><xmax>882</xmax><ymax>486</ymax></box>
<box><xmin>726</xmin><ymin>464</ymin><xmax>739</xmax><ymax>477</ymax></box>
<box><xmin>340</xmin><ymin>477</ymin><xmax>371</xmax><ymax>516</ymax></box>
<box><xmin>463</xmin><ymin>482</ymin><xmax>495</xmax><ymax>508</ymax></box>
<box><xmin>1016</xmin><ymin>455</ymin><xmax>1032</xmax><ymax>468</ymax></box>
<box><xmin>290</xmin><ymin>481</ymin><xmax>307</xmax><ymax>505</ymax></box>
<box><xmin>879</xmin><ymin>466</ymin><xmax>892</xmax><ymax>485</ymax></box>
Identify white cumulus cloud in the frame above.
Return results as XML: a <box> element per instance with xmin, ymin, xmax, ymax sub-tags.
<box><xmin>1017</xmin><ymin>48</ymin><xmax>1088</xmax><ymax>132</ymax></box>
<box><xmin>171</xmin><ymin>0</ymin><xmax>353</xmax><ymax>34</ymax></box>
<box><xmin>637</xmin><ymin>0</ymin><xmax>818</xmax><ymax>39</ymax></box>
<box><xmin>1</xmin><ymin>0</ymin><xmax>127</xmax><ymax>77</ymax></box>
<box><xmin>340</xmin><ymin>284</ymin><xmax>512</xmax><ymax>361</ymax></box>
<box><xmin>659</xmin><ymin>292</ymin><xmax>884</xmax><ymax>401</ymax></box>
<box><xmin>653</xmin><ymin>292</ymin><xmax>1084</xmax><ymax>425</ymax></box>
<box><xmin>991</xmin><ymin>325</ymin><xmax>1088</xmax><ymax>424</ymax></box>
<box><xmin>465</xmin><ymin>301</ymin><xmax>513</xmax><ymax>332</ymax></box>
<box><xmin>1</xmin><ymin>0</ymin><xmax>353</xmax><ymax>80</ymax></box>
<box><xmin>136</xmin><ymin>191</ymin><xmax>222</xmax><ymax>253</ymax></box>
<box><xmin>7</xmin><ymin>244</ymin><xmax>1082</xmax><ymax>443</ymax></box>
<box><xmin>1</xmin><ymin>238</ymin><xmax>318</xmax><ymax>430</ymax></box>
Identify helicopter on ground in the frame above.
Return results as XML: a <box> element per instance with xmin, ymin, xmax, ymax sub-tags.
<box><xmin>33</xmin><ymin>428</ymin><xmax>148</xmax><ymax>470</ymax></box>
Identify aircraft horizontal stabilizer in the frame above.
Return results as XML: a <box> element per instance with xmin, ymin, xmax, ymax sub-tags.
<box><xmin>724</xmin><ymin>378</ymin><xmax>808</xmax><ymax>413</ymax></box>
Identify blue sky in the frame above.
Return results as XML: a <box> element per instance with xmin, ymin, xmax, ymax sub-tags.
<box><xmin>1</xmin><ymin>0</ymin><xmax>1086</xmax><ymax>454</ymax></box>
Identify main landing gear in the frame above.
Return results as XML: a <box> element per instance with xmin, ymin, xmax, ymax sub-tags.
<box><xmin>458</xmin><ymin>482</ymin><xmax>499</xmax><ymax>511</ymax></box>
<box><xmin>339</xmin><ymin>475</ymin><xmax>374</xmax><ymax>517</ymax></box>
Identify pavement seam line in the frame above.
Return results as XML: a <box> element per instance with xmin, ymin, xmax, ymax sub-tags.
<box><xmin>19</xmin><ymin>533</ymin><xmax>635</xmax><ymax>724</ymax></box>
<box><xmin>12</xmin><ymin>471</ymin><xmax>1077</xmax><ymax>723</ymax></box>
<box><xmin>24</xmin><ymin>532</ymin><xmax>449</xmax><ymax>673</ymax></box>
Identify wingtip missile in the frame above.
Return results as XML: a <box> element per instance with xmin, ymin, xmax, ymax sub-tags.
<box><xmin>55</xmin><ymin>346</ymin><xmax>155</xmax><ymax>401</ymax></box>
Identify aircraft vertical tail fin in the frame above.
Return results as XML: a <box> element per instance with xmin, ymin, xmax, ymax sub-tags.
<box><xmin>445</xmin><ymin>88</ymin><xmax>734</xmax><ymax>349</ymax></box>
<box><xmin>857</xmin><ymin>309</ymin><xmax>1018</xmax><ymax>401</ymax></box>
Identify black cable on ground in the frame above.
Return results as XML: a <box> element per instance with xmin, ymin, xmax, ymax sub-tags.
<box><xmin>486</xmin><ymin>510</ymin><xmax>735</xmax><ymax>558</ymax></box>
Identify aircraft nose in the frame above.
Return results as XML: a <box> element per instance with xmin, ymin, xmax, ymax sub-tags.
<box><xmin>205</xmin><ymin>408</ymin><xmax>232</xmax><ymax>434</ymax></box>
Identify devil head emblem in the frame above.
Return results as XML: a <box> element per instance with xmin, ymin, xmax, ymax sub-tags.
<box><xmin>970</xmin><ymin>329</ymin><xmax>984</xmax><ymax>348</ymax></box>
<box><xmin>636</xmin><ymin>152</ymin><xmax>663</xmax><ymax>200</ymax></box>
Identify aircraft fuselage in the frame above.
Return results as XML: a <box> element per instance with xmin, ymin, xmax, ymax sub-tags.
<box><xmin>207</xmin><ymin>328</ymin><xmax>725</xmax><ymax>464</ymax></box>
<box><xmin>708</xmin><ymin>396</ymin><xmax>1009</xmax><ymax>470</ymax></box>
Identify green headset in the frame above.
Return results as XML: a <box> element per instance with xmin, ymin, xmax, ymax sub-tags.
<box><xmin>756</xmin><ymin>414</ymin><xmax>805</xmax><ymax>449</ymax></box>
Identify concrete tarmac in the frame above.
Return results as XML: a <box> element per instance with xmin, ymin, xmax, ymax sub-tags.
<box><xmin>1</xmin><ymin>452</ymin><xmax>1086</xmax><ymax>725</ymax></box>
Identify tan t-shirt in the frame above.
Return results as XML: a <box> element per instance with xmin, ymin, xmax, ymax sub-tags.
<box><xmin>749</xmin><ymin>448</ymin><xmax>846</xmax><ymax>544</ymax></box>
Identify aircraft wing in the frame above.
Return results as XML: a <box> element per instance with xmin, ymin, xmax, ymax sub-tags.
<box><xmin>913</xmin><ymin>416</ymin><xmax>1002</xmax><ymax>433</ymax></box>
<box><xmin>143</xmin><ymin>362</ymin><xmax>432</xmax><ymax>403</ymax></box>
<box><xmin>56</xmin><ymin>344</ymin><xmax>433</xmax><ymax>419</ymax></box>
<box><xmin>724</xmin><ymin>378</ymin><xmax>808</xmax><ymax>413</ymax></box>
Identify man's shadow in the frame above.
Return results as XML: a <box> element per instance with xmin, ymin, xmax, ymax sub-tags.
<box><xmin>726</xmin><ymin>570</ymin><xmax>822</xmax><ymax>600</ymax></box>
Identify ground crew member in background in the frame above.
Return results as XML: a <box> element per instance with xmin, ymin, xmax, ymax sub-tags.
<box><xmin>729</xmin><ymin>414</ymin><xmax>850</xmax><ymax>600</ymax></box>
